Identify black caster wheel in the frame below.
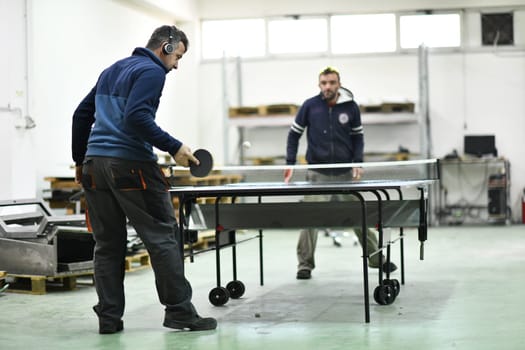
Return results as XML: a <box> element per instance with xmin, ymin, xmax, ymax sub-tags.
<box><xmin>209</xmin><ymin>286</ymin><xmax>230</xmax><ymax>306</ymax></box>
<box><xmin>226</xmin><ymin>280</ymin><xmax>245</xmax><ymax>299</ymax></box>
<box><xmin>383</xmin><ymin>279</ymin><xmax>401</xmax><ymax>297</ymax></box>
<box><xmin>373</xmin><ymin>284</ymin><xmax>396</xmax><ymax>305</ymax></box>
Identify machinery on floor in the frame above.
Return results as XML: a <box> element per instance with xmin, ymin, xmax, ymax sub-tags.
<box><xmin>0</xmin><ymin>199</ymin><xmax>94</xmax><ymax>276</ymax></box>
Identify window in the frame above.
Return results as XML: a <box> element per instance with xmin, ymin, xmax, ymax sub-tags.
<box><xmin>201</xmin><ymin>19</ymin><xmax>265</xmax><ymax>59</ymax></box>
<box><xmin>400</xmin><ymin>13</ymin><xmax>461</xmax><ymax>48</ymax></box>
<box><xmin>201</xmin><ymin>11</ymin><xmax>465</xmax><ymax>60</ymax></box>
<box><xmin>267</xmin><ymin>17</ymin><xmax>328</xmax><ymax>54</ymax></box>
<box><xmin>331</xmin><ymin>14</ymin><xmax>396</xmax><ymax>54</ymax></box>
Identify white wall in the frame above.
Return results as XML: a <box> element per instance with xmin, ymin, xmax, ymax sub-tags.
<box><xmin>197</xmin><ymin>0</ymin><xmax>525</xmax><ymax>18</ymax></box>
<box><xmin>198</xmin><ymin>55</ymin><xmax>422</xmax><ymax>163</ymax></box>
<box><xmin>1</xmin><ymin>0</ymin><xmax>524</xmax><ymax>222</ymax></box>
<box><xmin>0</xmin><ymin>0</ymin><xmax>36</xmax><ymax>200</ymax></box>
<box><xmin>196</xmin><ymin>0</ymin><xmax>525</xmax><ymax>222</ymax></box>
<box><xmin>0</xmin><ymin>0</ymin><xmax>199</xmax><ymax>200</ymax></box>
<box><xmin>27</xmin><ymin>0</ymin><xmax>200</xmax><ymax>195</ymax></box>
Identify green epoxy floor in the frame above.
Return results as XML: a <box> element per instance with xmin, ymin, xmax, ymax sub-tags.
<box><xmin>1</xmin><ymin>225</ymin><xmax>524</xmax><ymax>350</ymax></box>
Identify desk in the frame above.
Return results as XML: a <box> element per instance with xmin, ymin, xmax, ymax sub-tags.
<box><xmin>171</xmin><ymin>160</ymin><xmax>439</xmax><ymax>324</ymax></box>
<box><xmin>436</xmin><ymin>158</ymin><xmax>510</xmax><ymax>225</ymax></box>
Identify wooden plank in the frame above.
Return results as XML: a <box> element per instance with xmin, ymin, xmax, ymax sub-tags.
<box><xmin>258</xmin><ymin>104</ymin><xmax>298</xmax><ymax>116</ymax></box>
<box><xmin>359</xmin><ymin>104</ymin><xmax>383</xmax><ymax>113</ymax></box>
<box><xmin>125</xmin><ymin>251</ymin><xmax>151</xmax><ymax>272</ymax></box>
<box><xmin>380</xmin><ymin>102</ymin><xmax>415</xmax><ymax>113</ymax></box>
<box><xmin>230</xmin><ymin>104</ymin><xmax>298</xmax><ymax>117</ymax></box>
<box><xmin>5</xmin><ymin>271</ymin><xmax>94</xmax><ymax>295</ymax></box>
<box><xmin>184</xmin><ymin>230</ymin><xmax>216</xmax><ymax>251</ymax></box>
<box><xmin>228</xmin><ymin>106</ymin><xmax>259</xmax><ymax>117</ymax></box>
<box><xmin>44</xmin><ymin>177</ymin><xmax>81</xmax><ymax>190</ymax></box>
<box><xmin>0</xmin><ymin>271</ymin><xmax>7</xmax><ymax>293</ymax></box>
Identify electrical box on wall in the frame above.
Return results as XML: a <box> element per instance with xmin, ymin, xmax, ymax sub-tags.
<box><xmin>481</xmin><ymin>12</ymin><xmax>514</xmax><ymax>46</ymax></box>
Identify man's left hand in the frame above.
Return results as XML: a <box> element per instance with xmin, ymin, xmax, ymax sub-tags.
<box><xmin>352</xmin><ymin>167</ymin><xmax>363</xmax><ymax>180</ymax></box>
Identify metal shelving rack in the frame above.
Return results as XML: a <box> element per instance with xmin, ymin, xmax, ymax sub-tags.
<box><xmin>222</xmin><ymin>46</ymin><xmax>431</xmax><ymax>166</ymax></box>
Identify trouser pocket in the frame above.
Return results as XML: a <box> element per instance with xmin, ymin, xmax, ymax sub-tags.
<box><xmin>110</xmin><ymin>166</ymin><xmax>147</xmax><ymax>191</ymax></box>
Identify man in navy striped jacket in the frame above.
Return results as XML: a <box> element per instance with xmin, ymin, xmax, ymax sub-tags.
<box><xmin>285</xmin><ymin>66</ymin><xmax>397</xmax><ymax>280</ymax></box>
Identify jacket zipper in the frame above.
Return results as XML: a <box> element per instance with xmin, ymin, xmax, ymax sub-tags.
<box><xmin>328</xmin><ymin>106</ymin><xmax>334</xmax><ymax>163</ymax></box>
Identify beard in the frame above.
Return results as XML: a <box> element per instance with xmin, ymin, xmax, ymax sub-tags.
<box><xmin>322</xmin><ymin>90</ymin><xmax>337</xmax><ymax>101</ymax></box>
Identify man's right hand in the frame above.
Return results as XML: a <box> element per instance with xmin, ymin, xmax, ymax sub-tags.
<box><xmin>173</xmin><ymin>144</ymin><xmax>199</xmax><ymax>168</ymax></box>
<box><xmin>284</xmin><ymin>168</ymin><xmax>294</xmax><ymax>183</ymax></box>
<box><xmin>75</xmin><ymin>165</ymin><xmax>82</xmax><ymax>185</ymax></box>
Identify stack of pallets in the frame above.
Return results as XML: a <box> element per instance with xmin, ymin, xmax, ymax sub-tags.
<box><xmin>229</xmin><ymin>104</ymin><xmax>298</xmax><ymax>117</ymax></box>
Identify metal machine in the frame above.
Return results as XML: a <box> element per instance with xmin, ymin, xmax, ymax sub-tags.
<box><xmin>0</xmin><ymin>199</ymin><xmax>94</xmax><ymax>276</ymax></box>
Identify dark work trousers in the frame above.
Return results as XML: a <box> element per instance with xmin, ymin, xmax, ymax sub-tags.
<box><xmin>82</xmin><ymin>156</ymin><xmax>197</xmax><ymax>324</ymax></box>
<box><xmin>297</xmin><ymin>170</ymin><xmax>381</xmax><ymax>271</ymax></box>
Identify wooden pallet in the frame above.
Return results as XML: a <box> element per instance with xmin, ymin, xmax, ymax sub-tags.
<box><xmin>5</xmin><ymin>271</ymin><xmax>94</xmax><ymax>295</ymax></box>
<box><xmin>170</xmin><ymin>172</ymin><xmax>243</xmax><ymax>217</ymax></box>
<box><xmin>43</xmin><ymin>177</ymin><xmax>85</xmax><ymax>214</ymax></box>
<box><xmin>258</xmin><ymin>104</ymin><xmax>298</xmax><ymax>116</ymax></box>
<box><xmin>199</xmin><ymin>231</ymin><xmax>217</xmax><ymax>249</ymax></box>
<box><xmin>248</xmin><ymin>156</ymin><xmax>278</xmax><ymax>165</ymax></box>
<box><xmin>125</xmin><ymin>251</ymin><xmax>151</xmax><ymax>272</ymax></box>
<box><xmin>229</xmin><ymin>104</ymin><xmax>298</xmax><ymax>117</ymax></box>
<box><xmin>169</xmin><ymin>171</ymin><xmax>243</xmax><ymax>186</ymax></box>
<box><xmin>359</xmin><ymin>104</ymin><xmax>383</xmax><ymax>113</ymax></box>
<box><xmin>184</xmin><ymin>230</ymin><xmax>217</xmax><ymax>251</ymax></box>
<box><xmin>185</xmin><ymin>230</ymin><xmax>251</xmax><ymax>252</ymax></box>
<box><xmin>229</xmin><ymin>106</ymin><xmax>260</xmax><ymax>117</ymax></box>
<box><xmin>0</xmin><ymin>271</ymin><xmax>7</xmax><ymax>293</ymax></box>
<box><xmin>360</xmin><ymin>102</ymin><xmax>415</xmax><ymax>114</ymax></box>
<box><xmin>380</xmin><ymin>102</ymin><xmax>415</xmax><ymax>113</ymax></box>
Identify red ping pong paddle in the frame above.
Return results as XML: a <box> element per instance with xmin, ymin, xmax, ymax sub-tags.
<box><xmin>190</xmin><ymin>149</ymin><xmax>213</xmax><ymax>177</ymax></box>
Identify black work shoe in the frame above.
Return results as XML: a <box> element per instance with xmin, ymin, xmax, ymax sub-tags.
<box><xmin>99</xmin><ymin>320</ymin><xmax>124</xmax><ymax>334</ymax></box>
<box><xmin>382</xmin><ymin>261</ymin><xmax>398</xmax><ymax>273</ymax></box>
<box><xmin>296</xmin><ymin>269</ymin><xmax>311</xmax><ymax>279</ymax></box>
<box><xmin>94</xmin><ymin>305</ymin><xmax>124</xmax><ymax>334</ymax></box>
<box><xmin>163</xmin><ymin>315</ymin><xmax>217</xmax><ymax>331</ymax></box>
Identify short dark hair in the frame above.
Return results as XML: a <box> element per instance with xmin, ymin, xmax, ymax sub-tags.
<box><xmin>146</xmin><ymin>25</ymin><xmax>189</xmax><ymax>52</ymax></box>
<box><xmin>319</xmin><ymin>66</ymin><xmax>340</xmax><ymax>82</ymax></box>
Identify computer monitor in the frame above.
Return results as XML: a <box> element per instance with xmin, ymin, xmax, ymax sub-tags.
<box><xmin>464</xmin><ymin>135</ymin><xmax>497</xmax><ymax>157</ymax></box>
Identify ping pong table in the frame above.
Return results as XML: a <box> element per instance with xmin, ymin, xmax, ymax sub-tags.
<box><xmin>170</xmin><ymin>159</ymin><xmax>439</xmax><ymax>323</ymax></box>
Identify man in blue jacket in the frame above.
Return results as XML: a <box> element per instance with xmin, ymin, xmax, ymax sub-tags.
<box><xmin>72</xmin><ymin>25</ymin><xmax>216</xmax><ymax>334</ymax></box>
<box><xmin>285</xmin><ymin>67</ymin><xmax>397</xmax><ymax>280</ymax></box>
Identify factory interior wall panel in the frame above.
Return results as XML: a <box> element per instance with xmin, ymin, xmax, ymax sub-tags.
<box><xmin>156</xmin><ymin>20</ymin><xmax>201</xmax><ymax>156</ymax></box>
<box><xmin>28</xmin><ymin>0</ymin><xmax>200</xmax><ymax>201</ymax></box>
<box><xmin>198</xmin><ymin>40</ymin><xmax>525</xmax><ymax>222</ymax></box>
<box><xmin>197</xmin><ymin>64</ymin><xmax>229</xmax><ymax>164</ymax></box>
<box><xmin>461</xmin><ymin>52</ymin><xmax>525</xmax><ymax>222</ymax></box>
<box><xmin>197</xmin><ymin>0</ymin><xmax>525</xmax><ymax>18</ymax></box>
<box><xmin>2</xmin><ymin>0</ymin><xmax>524</xmax><ymax>221</ymax></box>
<box><xmin>0</xmin><ymin>117</ymin><xmax>15</xmax><ymax>199</ymax></box>
<box><xmin>118</xmin><ymin>0</ymin><xmax>198</xmax><ymax>21</ymax></box>
<box><xmin>0</xmin><ymin>0</ymin><xmax>36</xmax><ymax>200</ymax></box>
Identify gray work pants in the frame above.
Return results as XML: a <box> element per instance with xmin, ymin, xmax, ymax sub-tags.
<box><xmin>82</xmin><ymin>156</ymin><xmax>196</xmax><ymax>324</ymax></box>
<box><xmin>297</xmin><ymin>170</ymin><xmax>381</xmax><ymax>271</ymax></box>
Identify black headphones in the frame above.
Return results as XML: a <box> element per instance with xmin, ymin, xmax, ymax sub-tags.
<box><xmin>162</xmin><ymin>26</ymin><xmax>175</xmax><ymax>55</ymax></box>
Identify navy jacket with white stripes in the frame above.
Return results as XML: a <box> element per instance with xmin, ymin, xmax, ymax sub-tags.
<box><xmin>286</xmin><ymin>87</ymin><xmax>364</xmax><ymax>167</ymax></box>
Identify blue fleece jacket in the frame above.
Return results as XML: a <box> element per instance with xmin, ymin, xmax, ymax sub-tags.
<box><xmin>286</xmin><ymin>87</ymin><xmax>364</xmax><ymax>166</ymax></box>
<box><xmin>72</xmin><ymin>47</ymin><xmax>182</xmax><ymax>165</ymax></box>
